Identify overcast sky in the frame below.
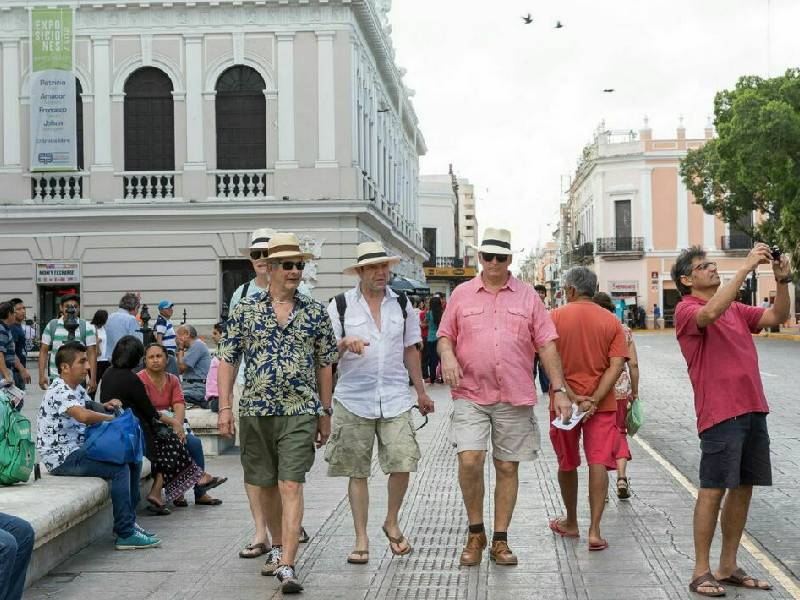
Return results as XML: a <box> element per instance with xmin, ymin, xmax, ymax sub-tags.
<box><xmin>390</xmin><ymin>0</ymin><xmax>800</xmax><ymax>255</ymax></box>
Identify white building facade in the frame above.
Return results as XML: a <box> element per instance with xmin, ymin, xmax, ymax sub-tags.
<box><xmin>0</xmin><ymin>0</ymin><xmax>427</xmax><ymax>327</ymax></box>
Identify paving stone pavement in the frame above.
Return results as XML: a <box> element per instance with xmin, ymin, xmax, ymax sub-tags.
<box><xmin>23</xmin><ymin>363</ymin><xmax>800</xmax><ymax>599</ymax></box>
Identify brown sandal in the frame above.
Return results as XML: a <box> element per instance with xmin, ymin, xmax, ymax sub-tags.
<box><xmin>346</xmin><ymin>549</ymin><xmax>369</xmax><ymax>564</ymax></box>
<box><xmin>719</xmin><ymin>568</ymin><xmax>772</xmax><ymax>590</ymax></box>
<box><xmin>689</xmin><ymin>572</ymin><xmax>726</xmax><ymax>597</ymax></box>
<box><xmin>239</xmin><ymin>543</ymin><xmax>268</xmax><ymax>559</ymax></box>
<box><xmin>382</xmin><ymin>525</ymin><xmax>412</xmax><ymax>556</ymax></box>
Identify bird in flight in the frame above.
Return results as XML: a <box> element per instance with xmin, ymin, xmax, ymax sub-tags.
<box><xmin>555</xmin><ymin>20</ymin><xmax>564</xmax><ymax>28</ymax></box>
<box><xmin>522</xmin><ymin>13</ymin><xmax>533</xmax><ymax>24</ymax></box>
<box><xmin>603</xmin><ymin>88</ymin><xmax>615</xmax><ymax>93</ymax></box>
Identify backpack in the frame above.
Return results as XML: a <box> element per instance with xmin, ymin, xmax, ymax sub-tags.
<box><xmin>0</xmin><ymin>390</ymin><xmax>35</xmax><ymax>485</ymax></box>
<box><xmin>46</xmin><ymin>317</ymin><xmax>87</xmax><ymax>344</ymax></box>
<box><xmin>334</xmin><ymin>291</ymin><xmax>408</xmax><ymax>338</ymax></box>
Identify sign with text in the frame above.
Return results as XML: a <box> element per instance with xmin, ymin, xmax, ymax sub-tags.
<box><xmin>36</xmin><ymin>262</ymin><xmax>80</xmax><ymax>284</ymax></box>
<box><xmin>30</xmin><ymin>7</ymin><xmax>77</xmax><ymax>172</ymax></box>
<box><xmin>609</xmin><ymin>279</ymin><xmax>639</xmax><ymax>293</ymax></box>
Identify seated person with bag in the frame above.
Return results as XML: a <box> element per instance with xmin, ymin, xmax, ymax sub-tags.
<box><xmin>101</xmin><ymin>336</ymin><xmax>224</xmax><ymax>514</ymax></box>
<box><xmin>36</xmin><ymin>341</ymin><xmax>160</xmax><ymax>550</ymax></box>
<box><xmin>175</xmin><ymin>325</ymin><xmax>211</xmax><ymax>408</ymax></box>
<box><xmin>204</xmin><ymin>322</ymin><xmax>224</xmax><ymax>413</ymax></box>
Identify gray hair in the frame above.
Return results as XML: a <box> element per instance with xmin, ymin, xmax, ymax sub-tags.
<box><xmin>176</xmin><ymin>324</ymin><xmax>197</xmax><ymax>338</ymax></box>
<box><xmin>118</xmin><ymin>292</ymin><xmax>140</xmax><ymax>312</ymax></box>
<box><xmin>563</xmin><ymin>267</ymin><xmax>598</xmax><ymax>298</ymax></box>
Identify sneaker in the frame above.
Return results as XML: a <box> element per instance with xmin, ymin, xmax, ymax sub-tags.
<box><xmin>275</xmin><ymin>565</ymin><xmax>304</xmax><ymax>594</ymax></box>
<box><xmin>261</xmin><ymin>545</ymin><xmax>283</xmax><ymax>576</ymax></box>
<box><xmin>134</xmin><ymin>523</ymin><xmax>158</xmax><ymax>539</ymax></box>
<box><xmin>115</xmin><ymin>531</ymin><xmax>161</xmax><ymax>550</ymax></box>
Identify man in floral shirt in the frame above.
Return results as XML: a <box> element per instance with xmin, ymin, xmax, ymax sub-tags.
<box><xmin>217</xmin><ymin>232</ymin><xmax>338</xmax><ymax>594</ymax></box>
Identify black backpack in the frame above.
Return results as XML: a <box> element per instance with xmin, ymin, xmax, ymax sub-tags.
<box><xmin>334</xmin><ymin>291</ymin><xmax>408</xmax><ymax>338</ymax></box>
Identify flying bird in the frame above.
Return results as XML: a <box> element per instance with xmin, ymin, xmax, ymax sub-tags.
<box><xmin>555</xmin><ymin>20</ymin><xmax>564</xmax><ymax>29</ymax></box>
<box><xmin>522</xmin><ymin>13</ymin><xmax>533</xmax><ymax>24</ymax></box>
<box><xmin>603</xmin><ymin>88</ymin><xmax>615</xmax><ymax>93</ymax></box>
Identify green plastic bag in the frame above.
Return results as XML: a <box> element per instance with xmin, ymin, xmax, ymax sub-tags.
<box><xmin>626</xmin><ymin>397</ymin><xmax>643</xmax><ymax>436</ymax></box>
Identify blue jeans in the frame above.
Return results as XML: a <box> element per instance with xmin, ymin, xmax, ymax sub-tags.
<box><xmin>425</xmin><ymin>340</ymin><xmax>439</xmax><ymax>381</ymax></box>
<box><xmin>0</xmin><ymin>513</ymin><xmax>34</xmax><ymax>600</ymax></box>
<box><xmin>51</xmin><ymin>448</ymin><xmax>141</xmax><ymax>538</ymax></box>
<box><xmin>184</xmin><ymin>434</ymin><xmax>206</xmax><ymax>500</ymax></box>
<box><xmin>534</xmin><ymin>356</ymin><xmax>550</xmax><ymax>393</ymax></box>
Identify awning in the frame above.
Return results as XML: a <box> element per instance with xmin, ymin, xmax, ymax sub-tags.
<box><xmin>389</xmin><ymin>276</ymin><xmax>430</xmax><ymax>296</ymax></box>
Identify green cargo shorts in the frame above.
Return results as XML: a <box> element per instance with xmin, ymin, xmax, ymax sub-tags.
<box><xmin>239</xmin><ymin>414</ymin><xmax>318</xmax><ymax>487</ymax></box>
<box><xmin>324</xmin><ymin>400</ymin><xmax>421</xmax><ymax>478</ymax></box>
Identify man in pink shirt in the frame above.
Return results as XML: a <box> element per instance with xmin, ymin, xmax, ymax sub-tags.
<box><xmin>672</xmin><ymin>242</ymin><xmax>791</xmax><ymax>597</ymax></box>
<box><xmin>438</xmin><ymin>228</ymin><xmax>572</xmax><ymax>567</ymax></box>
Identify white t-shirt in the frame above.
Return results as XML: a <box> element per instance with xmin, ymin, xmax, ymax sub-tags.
<box><xmin>96</xmin><ymin>326</ymin><xmax>109</xmax><ymax>362</ymax></box>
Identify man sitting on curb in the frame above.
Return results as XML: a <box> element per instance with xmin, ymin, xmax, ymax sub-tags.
<box><xmin>176</xmin><ymin>324</ymin><xmax>211</xmax><ymax>408</ymax></box>
<box><xmin>36</xmin><ymin>341</ymin><xmax>160</xmax><ymax>550</ymax></box>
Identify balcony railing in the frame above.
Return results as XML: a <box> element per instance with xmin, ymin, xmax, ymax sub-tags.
<box><xmin>31</xmin><ymin>174</ymin><xmax>83</xmax><ymax>201</ymax></box>
<box><xmin>720</xmin><ymin>234</ymin><xmax>752</xmax><ymax>251</ymax></box>
<box><xmin>211</xmin><ymin>170</ymin><xmax>274</xmax><ymax>200</ymax></box>
<box><xmin>564</xmin><ymin>242</ymin><xmax>594</xmax><ymax>266</ymax></box>
<box><xmin>595</xmin><ymin>237</ymin><xmax>644</xmax><ymax>254</ymax></box>
<box><xmin>121</xmin><ymin>171</ymin><xmax>176</xmax><ymax>200</ymax></box>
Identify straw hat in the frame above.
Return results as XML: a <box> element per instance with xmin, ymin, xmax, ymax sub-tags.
<box><xmin>476</xmin><ymin>227</ymin><xmax>515</xmax><ymax>255</ymax></box>
<box><xmin>266</xmin><ymin>232</ymin><xmax>314</xmax><ymax>260</ymax></box>
<box><xmin>343</xmin><ymin>241</ymin><xmax>401</xmax><ymax>275</ymax></box>
<box><xmin>239</xmin><ymin>228</ymin><xmax>276</xmax><ymax>256</ymax></box>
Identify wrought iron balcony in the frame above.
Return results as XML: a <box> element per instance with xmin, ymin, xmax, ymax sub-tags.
<box><xmin>565</xmin><ymin>242</ymin><xmax>594</xmax><ymax>266</ymax></box>
<box><xmin>720</xmin><ymin>234</ymin><xmax>752</xmax><ymax>251</ymax></box>
<box><xmin>595</xmin><ymin>237</ymin><xmax>644</xmax><ymax>254</ymax></box>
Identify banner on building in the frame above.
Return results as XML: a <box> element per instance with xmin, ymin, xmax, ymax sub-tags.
<box><xmin>29</xmin><ymin>7</ymin><xmax>77</xmax><ymax>172</ymax></box>
<box><xmin>36</xmin><ymin>262</ymin><xmax>80</xmax><ymax>284</ymax></box>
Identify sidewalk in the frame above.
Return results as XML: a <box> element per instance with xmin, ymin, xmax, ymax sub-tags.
<box><xmin>25</xmin><ymin>386</ymin><xmax>799</xmax><ymax>599</ymax></box>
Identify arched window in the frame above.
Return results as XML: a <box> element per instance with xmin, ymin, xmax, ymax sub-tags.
<box><xmin>123</xmin><ymin>67</ymin><xmax>174</xmax><ymax>171</ymax></box>
<box><xmin>215</xmin><ymin>66</ymin><xmax>266</xmax><ymax>169</ymax></box>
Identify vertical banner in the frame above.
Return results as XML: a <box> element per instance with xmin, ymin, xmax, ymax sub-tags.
<box><xmin>30</xmin><ymin>7</ymin><xmax>77</xmax><ymax>172</ymax></box>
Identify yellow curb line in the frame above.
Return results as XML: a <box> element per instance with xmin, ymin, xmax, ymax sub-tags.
<box><xmin>631</xmin><ymin>434</ymin><xmax>800</xmax><ymax>599</ymax></box>
<box><xmin>752</xmin><ymin>333</ymin><xmax>800</xmax><ymax>342</ymax></box>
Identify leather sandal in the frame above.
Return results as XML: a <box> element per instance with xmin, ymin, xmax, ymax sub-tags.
<box><xmin>239</xmin><ymin>542</ymin><xmax>269</xmax><ymax>559</ymax></box>
<box><xmin>382</xmin><ymin>525</ymin><xmax>412</xmax><ymax>556</ymax></box>
<box><xmin>689</xmin><ymin>572</ymin><xmax>726</xmax><ymax>597</ymax></box>
<box><xmin>346</xmin><ymin>549</ymin><xmax>369</xmax><ymax>564</ymax></box>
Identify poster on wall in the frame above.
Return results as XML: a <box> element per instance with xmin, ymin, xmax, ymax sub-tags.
<box><xmin>29</xmin><ymin>7</ymin><xmax>77</xmax><ymax>172</ymax></box>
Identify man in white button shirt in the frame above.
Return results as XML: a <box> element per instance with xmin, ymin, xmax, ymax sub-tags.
<box><xmin>325</xmin><ymin>241</ymin><xmax>434</xmax><ymax>565</ymax></box>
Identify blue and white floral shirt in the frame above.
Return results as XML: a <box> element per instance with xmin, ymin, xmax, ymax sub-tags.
<box><xmin>36</xmin><ymin>378</ymin><xmax>88</xmax><ymax>471</ymax></box>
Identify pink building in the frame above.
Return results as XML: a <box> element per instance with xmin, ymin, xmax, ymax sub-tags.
<box><xmin>561</xmin><ymin>119</ymin><xmax>795</xmax><ymax>327</ymax></box>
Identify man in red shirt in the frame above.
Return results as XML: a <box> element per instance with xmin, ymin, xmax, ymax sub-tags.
<box><xmin>671</xmin><ymin>243</ymin><xmax>791</xmax><ymax>597</ymax></box>
<box><xmin>547</xmin><ymin>267</ymin><xmax>629</xmax><ymax>552</ymax></box>
<box><xmin>438</xmin><ymin>228</ymin><xmax>572</xmax><ymax>567</ymax></box>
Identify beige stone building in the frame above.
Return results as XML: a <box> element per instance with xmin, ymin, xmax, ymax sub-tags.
<box><xmin>0</xmin><ymin>0</ymin><xmax>427</xmax><ymax>327</ymax></box>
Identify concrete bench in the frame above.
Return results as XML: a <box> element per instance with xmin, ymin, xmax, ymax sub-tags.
<box><xmin>2</xmin><ymin>460</ymin><xmax>151</xmax><ymax>588</ymax></box>
<box><xmin>185</xmin><ymin>408</ymin><xmax>233</xmax><ymax>456</ymax></box>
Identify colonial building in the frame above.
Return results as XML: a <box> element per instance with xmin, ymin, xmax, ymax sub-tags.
<box><xmin>0</xmin><ymin>0</ymin><xmax>426</xmax><ymax>327</ymax></box>
<box><xmin>560</xmin><ymin>119</ymin><xmax>796</xmax><ymax>327</ymax></box>
<box><xmin>419</xmin><ymin>169</ymin><xmax>478</xmax><ymax>297</ymax></box>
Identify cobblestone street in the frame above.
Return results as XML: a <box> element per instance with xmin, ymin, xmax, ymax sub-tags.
<box><xmin>22</xmin><ymin>334</ymin><xmax>800</xmax><ymax>599</ymax></box>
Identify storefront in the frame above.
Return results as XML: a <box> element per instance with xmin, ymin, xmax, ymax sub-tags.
<box><xmin>36</xmin><ymin>261</ymin><xmax>81</xmax><ymax>325</ymax></box>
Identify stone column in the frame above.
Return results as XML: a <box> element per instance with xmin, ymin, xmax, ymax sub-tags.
<box><xmin>703</xmin><ymin>213</ymin><xmax>717</xmax><ymax>250</ymax></box>
<box><xmin>182</xmin><ymin>34</ymin><xmax>207</xmax><ymax>201</ymax></box>
<box><xmin>639</xmin><ymin>167</ymin><xmax>653</xmax><ymax>250</ymax></box>
<box><xmin>2</xmin><ymin>40</ymin><xmax>21</xmax><ymax>167</ymax></box>
<box><xmin>315</xmin><ymin>31</ymin><xmax>336</xmax><ymax>168</ymax></box>
<box><xmin>275</xmin><ymin>32</ymin><xmax>298</xmax><ymax>169</ymax></box>
<box><xmin>676</xmin><ymin>170</ymin><xmax>689</xmax><ymax>249</ymax></box>
<box><xmin>89</xmin><ymin>37</ymin><xmax>115</xmax><ymax>201</ymax></box>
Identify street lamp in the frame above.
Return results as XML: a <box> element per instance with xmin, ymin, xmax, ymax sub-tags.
<box><xmin>139</xmin><ymin>304</ymin><xmax>155</xmax><ymax>345</ymax></box>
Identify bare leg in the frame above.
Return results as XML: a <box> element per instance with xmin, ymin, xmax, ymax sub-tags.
<box><xmin>493</xmin><ymin>459</ymin><xmax>519</xmax><ymax>532</ymax></box>
<box><xmin>147</xmin><ymin>473</ymin><xmax>164</xmax><ymax>504</ymax></box>
<box><xmin>616</xmin><ymin>457</ymin><xmax>627</xmax><ymax>479</ymax></box>
<box><xmin>264</xmin><ymin>484</ymin><xmax>283</xmax><ymax>546</ymax></box>
<box><xmin>716</xmin><ymin>485</ymin><xmax>752</xmax><ymax>578</ymax></box>
<box><xmin>348</xmin><ymin>477</ymin><xmax>369</xmax><ymax>552</ymax></box>
<box><xmin>384</xmin><ymin>472</ymin><xmax>410</xmax><ymax>553</ymax></box>
<box><xmin>278</xmin><ymin>480</ymin><xmax>303</xmax><ymax>566</ymax></box>
<box><xmin>587</xmin><ymin>464</ymin><xmax>608</xmax><ymax>544</ymax></box>
<box><xmin>245</xmin><ymin>483</ymin><xmax>271</xmax><ymax>546</ymax></box>
<box><xmin>554</xmin><ymin>469</ymin><xmax>579</xmax><ymax>535</ymax></box>
<box><xmin>458</xmin><ymin>451</ymin><xmax>486</xmax><ymax>525</ymax></box>
<box><xmin>692</xmin><ymin>488</ymin><xmax>725</xmax><ymax>595</ymax></box>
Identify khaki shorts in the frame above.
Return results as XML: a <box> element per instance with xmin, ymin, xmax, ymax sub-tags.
<box><xmin>325</xmin><ymin>400</ymin><xmax>421</xmax><ymax>478</ymax></box>
<box><xmin>450</xmin><ymin>398</ymin><xmax>540</xmax><ymax>462</ymax></box>
<box><xmin>239</xmin><ymin>415</ymin><xmax>317</xmax><ymax>487</ymax></box>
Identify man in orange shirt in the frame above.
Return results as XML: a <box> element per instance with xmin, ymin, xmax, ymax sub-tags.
<box><xmin>548</xmin><ymin>267</ymin><xmax>628</xmax><ymax>551</ymax></box>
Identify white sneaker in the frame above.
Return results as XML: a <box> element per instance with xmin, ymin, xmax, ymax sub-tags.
<box><xmin>261</xmin><ymin>545</ymin><xmax>283</xmax><ymax>576</ymax></box>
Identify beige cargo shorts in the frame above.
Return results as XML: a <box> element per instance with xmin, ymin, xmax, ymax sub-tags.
<box><xmin>450</xmin><ymin>398</ymin><xmax>540</xmax><ymax>462</ymax></box>
<box><xmin>324</xmin><ymin>400</ymin><xmax>421</xmax><ymax>478</ymax></box>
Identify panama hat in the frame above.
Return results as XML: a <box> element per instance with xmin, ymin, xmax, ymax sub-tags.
<box><xmin>344</xmin><ymin>241</ymin><xmax>401</xmax><ymax>275</ymax></box>
<box><xmin>239</xmin><ymin>228</ymin><xmax>276</xmax><ymax>256</ymax></box>
<box><xmin>266</xmin><ymin>232</ymin><xmax>314</xmax><ymax>260</ymax></box>
<box><xmin>477</xmin><ymin>227</ymin><xmax>515</xmax><ymax>255</ymax></box>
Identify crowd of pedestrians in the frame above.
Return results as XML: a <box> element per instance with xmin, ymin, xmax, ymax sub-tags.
<box><xmin>0</xmin><ymin>225</ymin><xmax>790</xmax><ymax>599</ymax></box>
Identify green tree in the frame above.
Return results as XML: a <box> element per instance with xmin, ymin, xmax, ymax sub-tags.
<box><xmin>680</xmin><ymin>69</ymin><xmax>800</xmax><ymax>270</ymax></box>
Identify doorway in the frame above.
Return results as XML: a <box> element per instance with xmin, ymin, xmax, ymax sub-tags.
<box><xmin>38</xmin><ymin>285</ymin><xmax>80</xmax><ymax>327</ymax></box>
<box><xmin>662</xmin><ymin>289</ymin><xmax>681</xmax><ymax>328</ymax></box>
<box><xmin>220</xmin><ymin>260</ymin><xmax>254</xmax><ymax>318</ymax></box>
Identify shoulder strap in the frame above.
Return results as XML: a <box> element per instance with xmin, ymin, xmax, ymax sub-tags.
<box><xmin>334</xmin><ymin>293</ymin><xmax>347</xmax><ymax>338</ymax></box>
<box><xmin>242</xmin><ymin>280</ymin><xmax>250</xmax><ymax>299</ymax></box>
<box><xmin>396</xmin><ymin>292</ymin><xmax>408</xmax><ymax>335</ymax></box>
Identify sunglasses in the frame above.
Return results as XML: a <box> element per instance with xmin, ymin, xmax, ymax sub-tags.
<box><xmin>481</xmin><ymin>253</ymin><xmax>509</xmax><ymax>263</ymax></box>
<box><xmin>277</xmin><ymin>261</ymin><xmax>306</xmax><ymax>271</ymax></box>
<box><xmin>412</xmin><ymin>405</ymin><xmax>429</xmax><ymax>431</ymax></box>
<box><xmin>250</xmin><ymin>250</ymin><xmax>269</xmax><ymax>260</ymax></box>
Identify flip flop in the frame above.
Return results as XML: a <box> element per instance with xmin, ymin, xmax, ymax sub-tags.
<box><xmin>718</xmin><ymin>567</ymin><xmax>772</xmax><ymax>590</ymax></box>
<box><xmin>239</xmin><ymin>543</ymin><xmax>269</xmax><ymax>559</ymax></box>
<box><xmin>195</xmin><ymin>497</ymin><xmax>222</xmax><ymax>506</ymax></box>
<box><xmin>198</xmin><ymin>476</ymin><xmax>228</xmax><ymax>491</ymax></box>
<box><xmin>382</xmin><ymin>525</ymin><xmax>412</xmax><ymax>556</ymax></box>
<box><xmin>346</xmin><ymin>550</ymin><xmax>369</xmax><ymax>564</ymax></box>
<box><xmin>689</xmin><ymin>572</ymin><xmax>726</xmax><ymax>597</ymax></box>
<box><xmin>588</xmin><ymin>539</ymin><xmax>609</xmax><ymax>551</ymax></box>
<box><xmin>145</xmin><ymin>499</ymin><xmax>171</xmax><ymax>516</ymax></box>
<box><xmin>549</xmin><ymin>518</ymin><xmax>579</xmax><ymax>538</ymax></box>
<box><xmin>173</xmin><ymin>497</ymin><xmax>188</xmax><ymax>508</ymax></box>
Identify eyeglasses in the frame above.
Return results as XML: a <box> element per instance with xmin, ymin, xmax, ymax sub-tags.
<box><xmin>250</xmin><ymin>250</ymin><xmax>269</xmax><ymax>260</ymax></box>
<box><xmin>278</xmin><ymin>261</ymin><xmax>306</xmax><ymax>271</ymax></box>
<box><xmin>481</xmin><ymin>253</ymin><xmax>509</xmax><ymax>263</ymax></box>
<box><xmin>691</xmin><ymin>261</ymin><xmax>717</xmax><ymax>272</ymax></box>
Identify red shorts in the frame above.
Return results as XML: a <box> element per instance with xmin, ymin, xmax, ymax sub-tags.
<box><xmin>549</xmin><ymin>410</ymin><xmax>618</xmax><ymax>472</ymax></box>
<box><xmin>615</xmin><ymin>398</ymin><xmax>632</xmax><ymax>460</ymax></box>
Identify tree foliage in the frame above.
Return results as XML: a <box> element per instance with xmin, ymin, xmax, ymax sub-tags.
<box><xmin>680</xmin><ymin>69</ymin><xmax>800</xmax><ymax>269</ymax></box>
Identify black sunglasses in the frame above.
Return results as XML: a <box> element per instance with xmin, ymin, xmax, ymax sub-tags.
<box><xmin>249</xmin><ymin>250</ymin><xmax>269</xmax><ymax>260</ymax></box>
<box><xmin>278</xmin><ymin>261</ymin><xmax>306</xmax><ymax>271</ymax></box>
<box><xmin>481</xmin><ymin>253</ymin><xmax>509</xmax><ymax>263</ymax></box>
<box><xmin>412</xmin><ymin>405</ymin><xmax>429</xmax><ymax>431</ymax></box>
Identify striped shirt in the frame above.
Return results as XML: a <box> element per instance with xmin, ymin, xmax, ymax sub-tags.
<box><xmin>155</xmin><ymin>315</ymin><xmax>177</xmax><ymax>350</ymax></box>
<box><xmin>41</xmin><ymin>318</ymin><xmax>97</xmax><ymax>379</ymax></box>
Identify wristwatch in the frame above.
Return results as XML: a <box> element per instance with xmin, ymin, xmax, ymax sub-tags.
<box><xmin>322</xmin><ymin>406</ymin><xmax>334</xmax><ymax>417</ymax></box>
<box><xmin>776</xmin><ymin>275</ymin><xmax>793</xmax><ymax>284</ymax></box>
<box><xmin>552</xmin><ymin>386</ymin><xmax>568</xmax><ymax>395</ymax></box>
